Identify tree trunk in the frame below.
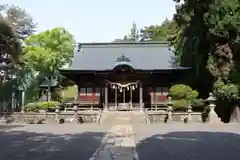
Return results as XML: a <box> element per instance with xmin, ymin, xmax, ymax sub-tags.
<box><xmin>47</xmin><ymin>76</ymin><xmax>51</xmax><ymax>102</ymax></box>
<box><xmin>230</xmin><ymin>105</ymin><xmax>240</xmax><ymax>123</ymax></box>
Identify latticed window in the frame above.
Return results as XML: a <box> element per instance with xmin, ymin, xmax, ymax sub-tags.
<box><xmin>79</xmin><ymin>88</ymin><xmax>86</xmax><ymax>96</ymax></box>
<box><xmin>86</xmin><ymin>88</ymin><xmax>92</xmax><ymax>96</ymax></box>
<box><xmin>95</xmin><ymin>88</ymin><xmax>100</xmax><ymax>96</ymax></box>
<box><xmin>156</xmin><ymin>87</ymin><xmax>162</xmax><ymax>95</ymax></box>
<box><xmin>162</xmin><ymin>87</ymin><xmax>168</xmax><ymax>96</ymax></box>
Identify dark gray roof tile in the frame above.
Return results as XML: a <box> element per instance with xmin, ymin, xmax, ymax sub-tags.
<box><xmin>64</xmin><ymin>42</ymin><xmax>177</xmax><ymax>70</ymax></box>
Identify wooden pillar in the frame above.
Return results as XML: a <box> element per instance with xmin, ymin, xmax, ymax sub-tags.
<box><xmin>139</xmin><ymin>83</ymin><xmax>143</xmax><ymax>112</ymax></box>
<box><xmin>130</xmin><ymin>88</ymin><xmax>133</xmax><ymax>110</ymax></box>
<box><xmin>21</xmin><ymin>91</ymin><xmax>25</xmax><ymax>113</ymax></box>
<box><xmin>104</xmin><ymin>84</ymin><xmax>108</xmax><ymax>111</ymax></box>
<box><xmin>123</xmin><ymin>88</ymin><xmax>125</xmax><ymax>103</ymax></box>
<box><xmin>75</xmin><ymin>85</ymin><xmax>78</xmax><ymax>100</ymax></box>
<box><xmin>115</xmin><ymin>88</ymin><xmax>117</xmax><ymax>110</ymax></box>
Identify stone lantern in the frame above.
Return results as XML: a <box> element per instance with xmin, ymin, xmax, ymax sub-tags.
<box><xmin>187</xmin><ymin>102</ymin><xmax>192</xmax><ymax>122</ymax></box>
<box><xmin>206</xmin><ymin>92</ymin><xmax>221</xmax><ymax>123</ymax></box>
<box><xmin>167</xmin><ymin>96</ymin><xmax>173</xmax><ymax>122</ymax></box>
<box><xmin>72</xmin><ymin>105</ymin><xmax>79</xmax><ymax>121</ymax></box>
<box><xmin>55</xmin><ymin>105</ymin><xmax>61</xmax><ymax>121</ymax></box>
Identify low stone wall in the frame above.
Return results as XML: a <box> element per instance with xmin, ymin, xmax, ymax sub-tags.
<box><xmin>1</xmin><ymin>111</ymin><xmax>101</xmax><ymax>124</ymax></box>
<box><xmin>147</xmin><ymin>111</ymin><xmax>205</xmax><ymax>124</ymax></box>
<box><xmin>147</xmin><ymin>111</ymin><xmax>167</xmax><ymax>123</ymax></box>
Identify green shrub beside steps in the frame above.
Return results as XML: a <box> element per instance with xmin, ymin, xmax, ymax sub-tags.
<box><xmin>25</xmin><ymin>101</ymin><xmax>61</xmax><ymax>112</ymax></box>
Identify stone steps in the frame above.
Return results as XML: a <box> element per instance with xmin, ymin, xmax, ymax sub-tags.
<box><xmin>100</xmin><ymin>111</ymin><xmax>146</xmax><ymax>125</ymax></box>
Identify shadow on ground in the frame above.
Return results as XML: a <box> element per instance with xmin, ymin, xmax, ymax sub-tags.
<box><xmin>136</xmin><ymin>131</ymin><xmax>240</xmax><ymax>160</ymax></box>
<box><xmin>1</xmin><ymin>124</ymin><xmax>240</xmax><ymax>160</ymax></box>
<box><xmin>0</xmin><ymin>125</ymin><xmax>106</xmax><ymax>160</ymax></box>
<box><xmin>0</xmin><ymin>124</ymin><xmax>24</xmax><ymax>131</ymax></box>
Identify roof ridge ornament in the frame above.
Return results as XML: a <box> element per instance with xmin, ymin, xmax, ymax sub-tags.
<box><xmin>116</xmin><ymin>54</ymin><xmax>131</xmax><ymax>62</ymax></box>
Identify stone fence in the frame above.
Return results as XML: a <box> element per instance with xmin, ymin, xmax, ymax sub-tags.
<box><xmin>146</xmin><ymin>110</ymin><xmax>208</xmax><ymax>124</ymax></box>
<box><xmin>0</xmin><ymin>110</ymin><xmax>102</xmax><ymax>124</ymax></box>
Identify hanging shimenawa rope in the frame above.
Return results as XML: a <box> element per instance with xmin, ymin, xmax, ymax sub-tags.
<box><xmin>105</xmin><ymin>80</ymin><xmax>139</xmax><ymax>92</ymax></box>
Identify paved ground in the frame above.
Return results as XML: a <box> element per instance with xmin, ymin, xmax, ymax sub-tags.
<box><xmin>1</xmin><ymin>116</ymin><xmax>240</xmax><ymax>160</ymax></box>
<box><xmin>134</xmin><ymin>123</ymin><xmax>240</xmax><ymax>160</ymax></box>
<box><xmin>0</xmin><ymin>124</ymin><xmax>110</xmax><ymax>160</ymax></box>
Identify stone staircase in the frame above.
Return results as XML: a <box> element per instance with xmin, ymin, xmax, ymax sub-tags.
<box><xmin>131</xmin><ymin>112</ymin><xmax>147</xmax><ymax>125</ymax></box>
<box><xmin>100</xmin><ymin>111</ymin><xmax>146</xmax><ymax>125</ymax></box>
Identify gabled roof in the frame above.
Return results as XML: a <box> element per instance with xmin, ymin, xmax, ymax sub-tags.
<box><xmin>61</xmin><ymin>42</ymin><xmax>184</xmax><ymax>71</ymax></box>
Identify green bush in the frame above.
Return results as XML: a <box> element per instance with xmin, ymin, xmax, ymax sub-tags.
<box><xmin>169</xmin><ymin>84</ymin><xmax>200</xmax><ymax>109</ymax></box>
<box><xmin>191</xmin><ymin>98</ymin><xmax>205</xmax><ymax>107</ymax></box>
<box><xmin>25</xmin><ymin>102</ymin><xmax>38</xmax><ymax>112</ymax></box>
<box><xmin>169</xmin><ymin>84</ymin><xmax>199</xmax><ymax>100</ymax></box>
<box><xmin>25</xmin><ymin>101</ymin><xmax>61</xmax><ymax>112</ymax></box>
<box><xmin>173</xmin><ymin>99</ymin><xmax>188</xmax><ymax>108</ymax></box>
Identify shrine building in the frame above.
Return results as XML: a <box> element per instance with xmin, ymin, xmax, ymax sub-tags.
<box><xmin>60</xmin><ymin>42</ymin><xmax>190</xmax><ymax>111</ymax></box>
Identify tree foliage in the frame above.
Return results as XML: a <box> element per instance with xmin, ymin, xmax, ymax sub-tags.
<box><xmin>0</xmin><ymin>20</ymin><xmax>20</xmax><ymax>63</ymax></box>
<box><xmin>169</xmin><ymin>84</ymin><xmax>198</xmax><ymax>100</ymax></box>
<box><xmin>172</xmin><ymin>0</ymin><xmax>240</xmax><ymax>100</ymax></box>
<box><xmin>22</xmin><ymin>27</ymin><xmax>76</xmax><ymax>74</ymax></box>
<box><xmin>0</xmin><ymin>4</ymin><xmax>36</xmax><ymax>39</ymax></box>
<box><xmin>169</xmin><ymin>84</ymin><xmax>200</xmax><ymax>108</ymax></box>
<box><xmin>113</xmin><ymin>22</ymin><xmax>139</xmax><ymax>42</ymax></box>
<box><xmin>140</xmin><ymin>18</ymin><xmax>179</xmax><ymax>41</ymax></box>
<box><xmin>0</xmin><ymin>4</ymin><xmax>36</xmax><ymax>86</ymax></box>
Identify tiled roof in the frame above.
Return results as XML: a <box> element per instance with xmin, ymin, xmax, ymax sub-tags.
<box><xmin>62</xmin><ymin>42</ymin><xmax>181</xmax><ymax>71</ymax></box>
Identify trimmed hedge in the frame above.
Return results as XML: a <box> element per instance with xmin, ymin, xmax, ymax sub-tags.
<box><xmin>25</xmin><ymin>101</ymin><xmax>61</xmax><ymax>112</ymax></box>
<box><xmin>169</xmin><ymin>84</ymin><xmax>204</xmax><ymax>109</ymax></box>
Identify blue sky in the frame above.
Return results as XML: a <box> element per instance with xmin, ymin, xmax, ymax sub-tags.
<box><xmin>3</xmin><ymin>0</ymin><xmax>176</xmax><ymax>42</ymax></box>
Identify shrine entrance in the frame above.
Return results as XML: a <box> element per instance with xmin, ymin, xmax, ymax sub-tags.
<box><xmin>106</xmin><ymin>80</ymin><xmax>142</xmax><ymax>111</ymax></box>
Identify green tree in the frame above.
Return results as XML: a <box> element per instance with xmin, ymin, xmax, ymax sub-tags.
<box><xmin>0</xmin><ymin>20</ymin><xmax>20</xmax><ymax>84</ymax></box>
<box><xmin>140</xmin><ymin>18</ymin><xmax>179</xmax><ymax>41</ymax></box>
<box><xmin>0</xmin><ymin>4</ymin><xmax>36</xmax><ymax>39</ymax></box>
<box><xmin>114</xmin><ymin>22</ymin><xmax>139</xmax><ymax>42</ymax></box>
<box><xmin>172</xmin><ymin>0</ymin><xmax>240</xmax><ymax>121</ymax></box>
<box><xmin>169</xmin><ymin>84</ymin><xmax>200</xmax><ymax>108</ymax></box>
<box><xmin>22</xmin><ymin>28</ymin><xmax>76</xmax><ymax>101</ymax></box>
<box><xmin>127</xmin><ymin>22</ymin><xmax>139</xmax><ymax>41</ymax></box>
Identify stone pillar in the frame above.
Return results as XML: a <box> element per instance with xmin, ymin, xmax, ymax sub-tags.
<box><xmin>130</xmin><ymin>88</ymin><xmax>133</xmax><ymax>110</ymax></box>
<box><xmin>72</xmin><ymin>105</ymin><xmax>79</xmax><ymax>123</ymax></box>
<box><xmin>11</xmin><ymin>92</ymin><xmax>15</xmax><ymax>112</ymax></box>
<box><xmin>21</xmin><ymin>91</ymin><xmax>25</xmax><ymax>113</ymax></box>
<box><xmin>207</xmin><ymin>93</ymin><xmax>221</xmax><ymax>124</ymax></box>
<box><xmin>104</xmin><ymin>85</ymin><xmax>108</xmax><ymax>111</ymax></box>
<box><xmin>55</xmin><ymin>106</ymin><xmax>61</xmax><ymax>122</ymax></box>
<box><xmin>115</xmin><ymin>88</ymin><xmax>117</xmax><ymax>110</ymax></box>
<box><xmin>139</xmin><ymin>83</ymin><xmax>143</xmax><ymax>112</ymax></box>
<box><xmin>187</xmin><ymin>104</ymin><xmax>192</xmax><ymax>122</ymax></box>
<box><xmin>167</xmin><ymin>97</ymin><xmax>173</xmax><ymax>122</ymax></box>
<box><xmin>123</xmin><ymin>88</ymin><xmax>125</xmax><ymax>103</ymax></box>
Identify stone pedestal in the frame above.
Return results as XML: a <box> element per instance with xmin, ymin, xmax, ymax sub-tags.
<box><xmin>55</xmin><ymin>106</ymin><xmax>61</xmax><ymax>122</ymax></box>
<box><xmin>209</xmin><ymin>104</ymin><xmax>221</xmax><ymax>124</ymax></box>
<box><xmin>0</xmin><ymin>117</ymin><xmax>7</xmax><ymax>124</ymax></box>
<box><xmin>187</xmin><ymin>105</ymin><xmax>192</xmax><ymax>122</ymax></box>
<box><xmin>167</xmin><ymin>106</ymin><xmax>173</xmax><ymax>122</ymax></box>
<box><xmin>72</xmin><ymin>105</ymin><xmax>80</xmax><ymax>123</ymax></box>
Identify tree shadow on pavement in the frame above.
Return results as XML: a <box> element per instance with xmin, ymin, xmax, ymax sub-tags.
<box><xmin>0</xmin><ymin>124</ymin><xmax>25</xmax><ymax>131</ymax></box>
<box><xmin>136</xmin><ymin>131</ymin><xmax>240</xmax><ymax>160</ymax></box>
<box><xmin>0</xmin><ymin>125</ymin><xmax>106</xmax><ymax>160</ymax></box>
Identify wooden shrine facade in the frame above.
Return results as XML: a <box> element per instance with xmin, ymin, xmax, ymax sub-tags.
<box><xmin>60</xmin><ymin>42</ymin><xmax>190</xmax><ymax>111</ymax></box>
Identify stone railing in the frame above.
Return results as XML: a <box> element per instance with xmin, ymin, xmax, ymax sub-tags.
<box><xmin>0</xmin><ymin>110</ymin><xmax>102</xmax><ymax>124</ymax></box>
<box><xmin>146</xmin><ymin>110</ymin><xmax>207</xmax><ymax>124</ymax></box>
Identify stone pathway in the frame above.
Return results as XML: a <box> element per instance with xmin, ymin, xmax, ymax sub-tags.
<box><xmin>90</xmin><ymin>112</ymin><xmax>138</xmax><ymax>160</ymax></box>
<box><xmin>90</xmin><ymin>125</ymin><xmax>138</xmax><ymax>160</ymax></box>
